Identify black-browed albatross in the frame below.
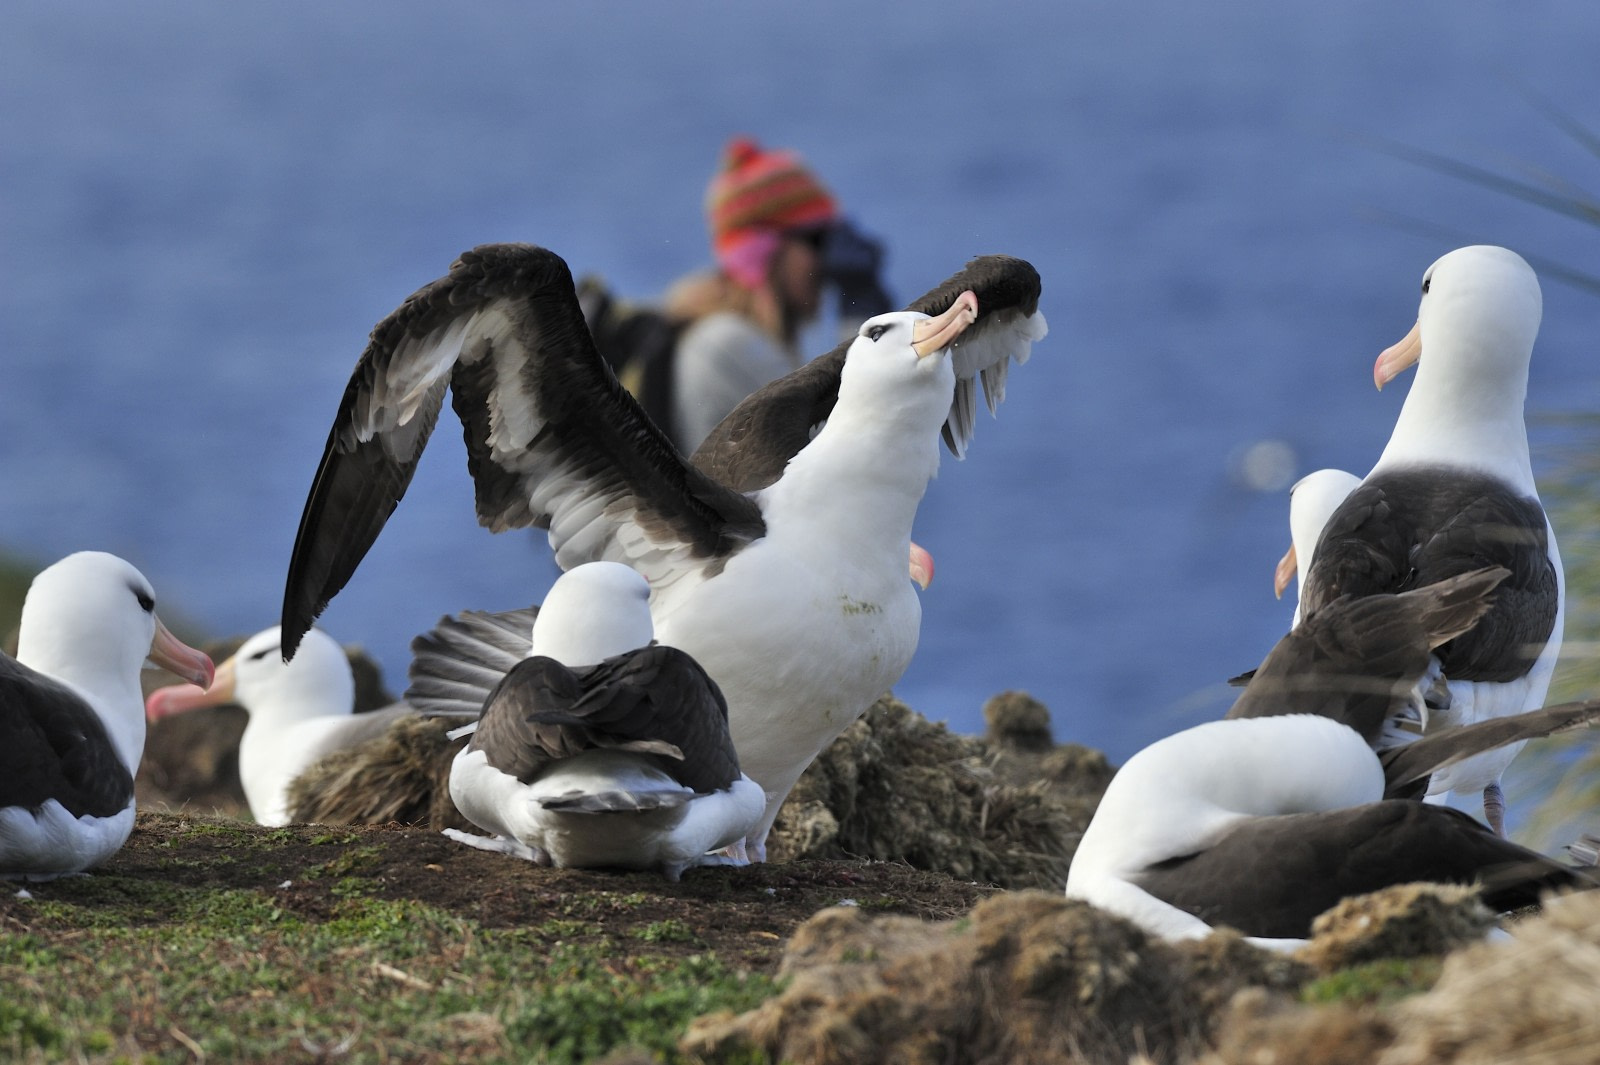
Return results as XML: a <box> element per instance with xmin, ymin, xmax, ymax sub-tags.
<box><xmin>1300</xmin><ymin>245</ymin><xmax>1564</xmax><ymax>836</ymax></box>
<box><xmin>2</xmin><ymin>552</ymin><xmax>214</xmax><ymax>880</ymax></box>
<box><xmin>1071</xmin><ymin>571</ymin><xmax>1600</xmax><ymax>947</ymax></box>
<box><xmin>281</xmin><ymin>243</ymin><xmax>1047</xmax><ymax>860</ymax></box>
<box><xmin>145</xmin><ymin>626</ymin><xmax>425</xmax><ymax>827</ymax></box>
<box><xmin>1272</xmin><ymin>468</ymin><xmax>1361</xmax><ymax>627</ymax></box>
<box><xmin>442</xmin><ymin>562</ymin><xmax>763</xmax><ymax>879</ymax></box>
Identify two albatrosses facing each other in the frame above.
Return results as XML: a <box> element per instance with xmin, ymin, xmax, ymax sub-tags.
<box><xmin>1069</xmin><ymin>571</ymin><xmax>1600</xmax><ymax>948</ymax></box>
<box><xmin>1294</xmin><ymin>245</ymin><xmax>1564</xmax><ymax>835</ymax></box>
<box><xmin>2</xmin><ymin>552</ymin><xmax>214</xmax><ymax>880</ymax></box>
<box><xmin>280</xmin><ymin>243</ymin><xmax>1047</xmax><ymax>861</ymax></box>
<box><xmin>145</xmin><ymin>626</ymin><xmax>420</xmax><ymax>827</ymax></box>
<box><xmin>441</xmin><ymin>562</ymin><xmax>764</xmax><ymax>881</ymax></box>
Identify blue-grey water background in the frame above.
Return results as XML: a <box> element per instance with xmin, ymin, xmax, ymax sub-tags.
<box><xmin>4</xmin><ymin>4</ymin><xmax>1596</xmax><ymax>802</ymax></box>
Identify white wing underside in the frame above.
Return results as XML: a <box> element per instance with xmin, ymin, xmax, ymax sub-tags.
<box><xmin>945</xmin><ymin>307</ymin><xmax>1048</xmax><ymax>458</ymax></box>
<box><xmin>354</xmin><ymin>304</ymin><xmax>721</xmax><ymax>601</ymax></box>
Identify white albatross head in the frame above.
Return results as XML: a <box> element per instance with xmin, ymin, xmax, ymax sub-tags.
<box><xmin>531</xmin><ymin>561</ymin><xmax>655</xmax><ymax>668</ymax></box>
<box><xmin>1274</xmin><ymin>468</ymin><xmax>1362</xmax><ymax>602</ymax></box>
<box><xmin>17</xmin><ymin>551</ymin><xmax>214</xmax><ymax>771</ymax></box>
<box><xmin>1374</xmin><ymin>245</ymin><xmax>1542</xmax><ymax>393</ymax></box>
<box><xmin>838</xmin><ymin>292</ymin><xmax>979</xmax><ymax>408</ymax></box>
<box><xmin>146</xmin><ymin>625</ymin><xmax>355</xmax><ymax>727</ymax></box>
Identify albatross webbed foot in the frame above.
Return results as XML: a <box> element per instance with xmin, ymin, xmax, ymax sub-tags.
<box><xmin>1483</xmin><ymin>781</ymin><xmax>1506</xmax><ymax>838</ymax></box>
<box><xmin>442</xmin><ymin>828</ymin><xmax>551</xmax><ymax>865</ymax></box>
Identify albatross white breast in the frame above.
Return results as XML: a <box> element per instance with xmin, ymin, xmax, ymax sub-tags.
<box><xmin>442</xmin><ymin>562</ymin><xmax>764</xmax><ymax>879</ymax></box>
<box><xmin>280</xmin><ymin>244</ymin><xmax>1047</xmax><ymax>860</ymax></box>
<box><xmin>2</xmin><ymin>552</ymin><xmax>213</xmax><ymax>880</ymax></box>
<box><xmin>1300</xmin><ymin>245</ymin><xmax>1564</xmax><ymax>835</ymax></box>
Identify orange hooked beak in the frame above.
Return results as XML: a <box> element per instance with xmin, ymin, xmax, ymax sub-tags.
<box><xmin>1374</xmin><ymin>320</ymin><xmax>1421</xmax><ymax>390</ymax></box>
<box><xmin>911</xmin><ymin>291</ymin><xmax>979</xmax><ymax>358</ymax></box>
<box><xmin>1273</xmin><ymin>544</ymin><xmax>1298</xmax><ymax>600</ymax></box>
<box><xmin>146</xmin><ymin>640</ymin><xmax>231</xmax><ymax>720</ymax></box>
<box><xmin>909</xmin><ymin>541</ymin><xmax>935</xmax><ymax>591</ymax></box>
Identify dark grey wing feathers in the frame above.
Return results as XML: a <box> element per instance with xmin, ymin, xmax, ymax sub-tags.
<box><xmin>1136</xmin><ymin>801</ymin><xmax>1590</xmax><ymax>939</ymax></box>
<box><xmin>282</xmin><ymin>243</ymin><xmax>765</xmax><ymax>658</ymax></box>
<box><xmin>1228</xmin><ymin>567</ymin><xmax>1508</xmax><ymax>744</ymax></box>
<box><xmin>405</xmin><ymin>606</ymin><xmax>539</xmax><ymax>717</ymax></box>
<box><xmin>469</xmin><ymin>645</ymin><xmax>739</xmax><ymax>793</ymax></box>
<box><xmin>0</xmin><ymin>655</ymin><xmax>134</xmax><ymax>818</ymax></box>
<box><xmin>1381</xmin><ymin>696</ymin><xmax>1600</xmax><ymax>795</ymax></box>
<box><xmin>1301</xmin><ymin>468</ymin><xmax>1558</xmax><ymax>683</ymax></box>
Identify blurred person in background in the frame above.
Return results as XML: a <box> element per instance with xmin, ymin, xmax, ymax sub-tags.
<box><xmin>581</xmin><ymin>136</ymin><xmax>893</xmax><ymax>454</ymax></box>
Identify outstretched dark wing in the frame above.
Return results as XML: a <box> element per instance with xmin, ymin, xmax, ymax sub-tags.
<box><xmin>1301</xmin><ymin>468</ymin><xmax>1558</xmax><ymax>683</ymax></box>
<box><xmin>1228</xmin><ymin>567</ymin><xmax>1508</xmax><ymax>744</ymax></box>
<box><xmin>469</xmin><ymin>645</ymin><xmax>739</xmax><ymax>794</ymax></box>
<box><xmin>281</xmin><ymin>243</ymin><xmax>766</xmax><ymax>657</ymax></box>
<box><xmin>691</xmin><ymin>254</ymin><xmax>1047</xmax><ymax>492</ymax></box>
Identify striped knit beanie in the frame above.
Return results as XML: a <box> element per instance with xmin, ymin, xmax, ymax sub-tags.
<box><xmin>706</xmin><ymin>137</ymin><xmax>838</xmax><ymax>289</ymax></box>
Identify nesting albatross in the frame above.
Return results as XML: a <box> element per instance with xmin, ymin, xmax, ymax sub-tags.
<box><xmin>1071</xmin><ymin>570</ymin><xmax>1600</xmax><ymax>947</ymax></box>
<box><xmin>145</xmin><ymin>626</ymin><xmax>423</xmax><ymax>826</ymax></box>
<box><xmin>1300</xmin><ymin>245</ymin><xmax>1564</xmax><ymax>835</ymax></box>
<box><xmin>281</xmin><ymin>243</ymin><xmax>1047</xmax><ymax>859</ymax></box>
<box><xmin>2</xmin><ymin>552</ymin><xmax>214</xmax><ymax>880</ymax></box>
<box><xmin>443</xmin><ymin>562</ymin><xmax>763</xmax><ymax>878</ymax></box>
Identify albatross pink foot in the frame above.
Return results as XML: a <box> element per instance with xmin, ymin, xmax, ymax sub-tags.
<box><xmin>1483</xmin><ymin>781</ymin><xmax>1506</xmax><ymax>838</ymax></box>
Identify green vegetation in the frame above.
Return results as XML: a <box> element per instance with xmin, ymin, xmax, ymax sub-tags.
<box><xmin>2</xmin><ymin>867</ymin><xmax>778</xmax><ymax>1064</ymax></box>
<box><xmin>1299</xmin><ymin>956</ymin><xmax>1443</xmax><ymax>1007</ymax></box>
<box><xmin>1512</xmin><ymin>414</ymin><xmax>1600</xmax><ymax>849</ymax></box>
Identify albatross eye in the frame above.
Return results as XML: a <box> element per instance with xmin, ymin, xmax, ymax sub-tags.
<box><xmin>134</xmin><ymin>590</ymin><xmax>155</xmax><ymax>613</ymax></box>
<box><xmin>865</xmin><ymin>324</ymin><xmax>890</xmax><ymax>342</ymax></box>
<box><xmin>1421</xmin><ymin>274</ymin><xmax>1432</xmax><ymax>295</ymax></box>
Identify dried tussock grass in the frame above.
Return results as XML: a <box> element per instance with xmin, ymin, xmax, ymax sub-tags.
<box><xmin>766</xmin><ymin>693</ymin><xmax>1112</xmax><ymax>889</ymax></box>
<box><xmin>683</xmin><ymin>891</ymin><xmax>1308</xmax><ymax>1065</ymax></box>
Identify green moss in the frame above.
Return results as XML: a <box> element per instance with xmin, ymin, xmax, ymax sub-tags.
<box><xmin>633</xmin><ymin>919</ymin><xmax>703</xmax><ymax>945</ymax></box>
<box><xmin>3</xmin><ymin>875</ymin><xmax>781</xmax><ymax>1064</ymax></box>
<box><xmin>303</xmin><ymin>844</ymin><xmax>386</xmax><ymax>880</ymax></box>
<box><xmin>1300</xmin><ymin>956</ymin><xmax>1443</xmax><ymax>1006</ymax></box>
<box><xmin>0</xmin><ymin>998</ymin><xmax>63</xmax><ymax>1052</ymax></box>
<box><xmin>500</xmin><ymin>948</ymin><xmax>778</xmax><ymax>1065</ymax></box>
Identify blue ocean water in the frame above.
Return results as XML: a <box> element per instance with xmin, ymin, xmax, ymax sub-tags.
<box><xmin>2</xmin><ymin>2</ymin><xmax>1595</xmax><ymax>771</ymax></box>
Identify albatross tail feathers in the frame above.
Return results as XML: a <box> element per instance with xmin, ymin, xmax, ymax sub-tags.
<box><xmin>537</xmin><ymin>784</ymin><xmax>696</xmax><ymax>814</ymax></box>
<box><xmin>405</xmin><ymin>606</ymin><xmax>538</xmax><ymax>716</ymax></box>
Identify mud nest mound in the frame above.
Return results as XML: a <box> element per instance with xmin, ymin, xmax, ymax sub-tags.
<box><xmin>683</xmin><ymin>890</ymin><xmax>1309</xmax><ymax>1065</ymax></box>
<box><xmin>765</xmin><ymin>692</ymin><xmax>1114</xmax><ymax>888</ymax></box>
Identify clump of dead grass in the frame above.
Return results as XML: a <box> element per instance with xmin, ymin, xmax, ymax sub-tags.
<box><xmin>286</xmin><ymin>715</ymin><xmax>471</xmax><ymax>829</ymax></box>
<box><xmin>1297</xmin><ymin>883</ymin><xmax>1497</xmax><ymax>972</ymax></box>
<box><xmin>765</xmin><ymin>693</ymin><xmax>1112</xmax><ymax>889</ymax></box>
<box><xmin>684</xmin><ymin>891</ymin><xmax>1308</xmax><ymax>1065</ymax></box>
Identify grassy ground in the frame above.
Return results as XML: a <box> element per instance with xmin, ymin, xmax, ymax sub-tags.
<box><xmin>1</xmin><ymin>812</ymin><xmax>991</xmax><ymax>1064</ymax></box>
